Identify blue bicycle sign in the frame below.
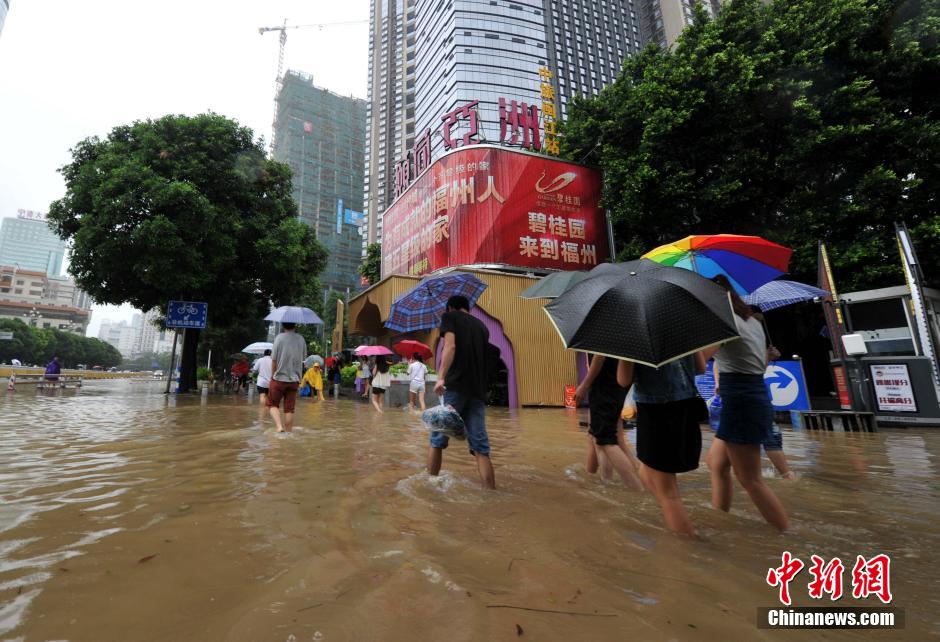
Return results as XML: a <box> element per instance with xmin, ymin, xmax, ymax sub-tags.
<box><xmin>166</xmin><ymin>300</ymin><xmax>208</xmax><ymax>329</ymax></box>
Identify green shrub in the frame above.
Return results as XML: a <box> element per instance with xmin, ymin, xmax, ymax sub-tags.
<box><xmin>341</xmin><ymin>365</ymin><xmax>358</xmax><ymax>387</ymax></box>
<box><xmin>389</xmin><ymin>363</ymin><xmax>408</xmax><ymax>375</ymax></box>
<box><xmin>196</xmin><ymin>367</ymin><xmax>212</xmax><ymax>381</ymax></box>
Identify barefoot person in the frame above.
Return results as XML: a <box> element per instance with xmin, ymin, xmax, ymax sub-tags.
<box><xmin>252</xmin><ymin>349</ymin><xmax>273</xmax><ymax>406</ymax></box>
<box><xmin>704</xmin><ymin>276</ymin><xmax>790</xmax><ymax>531</ymax></box>
<box><xmin>574</xmin><ymin>355</ymin><xmax>643</xmax><ymax>489</ymax></box>
<box><xmin>407</xmin><ymin>353</ymin><xmax>428</xmax><ymax>411</ymax></box>
<box><xmin>267</xmin><ymin>322</ymin><xmax>306</xmax><ymax>433</ymax></box>
<box><xmin>617</xmin><ymin>353</ymin><xmax>707</xmax><ymax>537</ymax></box>
<box><xmin>428</xmin><ymin>295</ymin><xmax>496</xmax><ymax>490</ymax></box>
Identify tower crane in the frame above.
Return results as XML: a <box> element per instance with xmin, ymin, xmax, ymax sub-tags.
<box><xmin>258</xmin><ymin>19</ymin><xmax>368</xmax><ymax>153</ymax></box>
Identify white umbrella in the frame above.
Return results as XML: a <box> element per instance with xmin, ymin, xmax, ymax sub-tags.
<box><xmin>242</xmin><ymin>341</ymin><xmax>273</xmax><ymax>355</ymax></box>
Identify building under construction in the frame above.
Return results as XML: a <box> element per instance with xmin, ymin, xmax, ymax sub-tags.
<box><xmin>273</xmin><ymin>70</ymin><xmax>367</xmax><ymax>294</ymax></box>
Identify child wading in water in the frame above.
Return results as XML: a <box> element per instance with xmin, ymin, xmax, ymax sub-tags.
<box><xmin>574</xmin><ymin>355</ymin><xmax>643</xmax><ymax>489</ymax></box>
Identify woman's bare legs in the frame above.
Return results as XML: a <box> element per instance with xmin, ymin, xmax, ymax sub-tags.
<box><xmin>371</xmin><ymin>392</ymin><xmax>384</xmax><ymax>413</ymax></box>
<box><xmin>725</xmin><ymin>442</ymin><xmax>790</xmax><ymax>531</ymax></box>
<box><xmin>638</xmin><ymin>463</ymin><xmax>695</xmax><ymax>537</ymax></box>
<box><xmin>706</xmin><ymin>437</ymin><xmax>734</xmax><ymax>511</ymax></box>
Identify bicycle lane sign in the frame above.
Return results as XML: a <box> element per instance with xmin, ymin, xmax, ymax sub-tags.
<box><xmin>166</xmin><ymin>300</ymin><xmax>208</xmax><ymax>329</ymax></box>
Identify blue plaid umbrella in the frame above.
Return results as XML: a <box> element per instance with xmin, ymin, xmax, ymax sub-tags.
<box><xmin>385</xmin><ymin>272</ymin><xmax>487</xmax><ymax>333</ymax></box>
<box><xmin>743</xmin><ymin>280</ymin><xmax>830</xmax><ymax>312</ymax></box>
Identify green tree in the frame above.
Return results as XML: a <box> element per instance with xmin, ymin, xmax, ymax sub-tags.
<box><xmin>359</xmin><ymin>242</ymin><xmax>382</xmax><ymax>286</ymax></box>
<box><xmin>562</xmin><ymin>0</ymin><xmax>940</xmax><ymax>290</ymax></box>
<box><xmin>0</xmin><ymin>319</ymin><xmax>39</xmax><ymax>364</ymax></box>
<box><xmin>0</xmin><ymin>319</ymin><xmax>121</xmax><ymax>368</ymax></box>
<box><xmin>49</xmin><ymin>113</ymin><xmax>328</xmax><ymax>391</ymax></box>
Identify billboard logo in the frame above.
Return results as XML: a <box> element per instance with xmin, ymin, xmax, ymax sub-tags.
<box><xmin>535</xmin><ymin>171</ymin><xmax>577</xmax><ymax>194</ymax></box>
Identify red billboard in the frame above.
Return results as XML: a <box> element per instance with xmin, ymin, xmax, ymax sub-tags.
<box><xmin>381</xmin><ymin>145</ymin><xmax>610</xmax><ymax>277</ymax></box>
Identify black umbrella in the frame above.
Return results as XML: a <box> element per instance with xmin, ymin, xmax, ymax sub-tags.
<box><xmin>519</xmin><ymin>259</ymin><xmax>662</xmax><ymax>299</ymax></box>
<box><xmin>544</xmin><ymin>265</ymin><xmax>740</xmax><ymax>367</ymax></box>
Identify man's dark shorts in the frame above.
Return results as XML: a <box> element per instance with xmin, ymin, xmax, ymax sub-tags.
<box><xmin>267</xmin><ymin>380</ymin><xmax>299</xmax><ymax>413</ymax></box>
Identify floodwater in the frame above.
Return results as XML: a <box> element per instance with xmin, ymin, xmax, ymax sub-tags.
<box><xmin>1</xmin><ymin>382</ymin><xmax>938</xmax><ymax>641</ymax></box>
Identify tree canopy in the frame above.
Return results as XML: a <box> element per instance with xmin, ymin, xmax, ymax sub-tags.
<box><xmin>0</xmin><ymin>319</ymin><xmax>121</xmax><ymax>368</ymax></box>
<box><xmin>359</xmin><ymin>243</ymin><xmax>382</xmax><ymax>286</ymax></box>
<box><xmin>49</xmin><ymin>113</ymin><xmax>327</xmax><ymax>389</ymax></box>
<box><xmin>562</xmin><ymin>0</ymin><xmax>940</xmax><ymax>291</ymax></box>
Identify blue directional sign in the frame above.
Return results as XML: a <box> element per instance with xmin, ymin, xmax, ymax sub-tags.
<box><xmin>696</xmin><ymin>359</ymin><xmax>810</xmax><ymax>412</ymax></box>
<box><xmin>764</xmin><ymin>360</ymin><xmax>811</xmax><ymax>411</ymax></box>
<box><xmin>166</xmin><ymin>300</ymin><xmax>208</xmax><ymax>329</ymax></box>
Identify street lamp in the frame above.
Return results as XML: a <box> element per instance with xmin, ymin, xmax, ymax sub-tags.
<box><xmin>23</xmin><ymin>307</ymin><xmax>40</xmax><ymax>327</ymax></box>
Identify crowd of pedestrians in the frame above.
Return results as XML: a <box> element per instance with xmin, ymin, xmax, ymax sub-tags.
<box><xmin>246</xmin><ymin>283</ymin><xmax>790</xmax><ymax>535</ymax></box>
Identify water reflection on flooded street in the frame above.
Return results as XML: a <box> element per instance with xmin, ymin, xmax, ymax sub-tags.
<box><xmin>1</xmin><ymin>381</ymin><xmax>938</xmax><ymax>640</ymax></box>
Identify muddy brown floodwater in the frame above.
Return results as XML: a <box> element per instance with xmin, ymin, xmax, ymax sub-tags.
<box><xmin>1</xmin><ymin>381</ymin><xmax>938</xmax><ymax>641</ymax></box>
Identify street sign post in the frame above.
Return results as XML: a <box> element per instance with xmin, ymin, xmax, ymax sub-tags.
<box><xmin>763</xmin><ymin>360</ymin><xmax>811</xmax><ymax>412</ymax></box>
<box><xmin>166</xmin><ymin>301</ymin><xmax>208</xmax><ymax>329</ymax></box>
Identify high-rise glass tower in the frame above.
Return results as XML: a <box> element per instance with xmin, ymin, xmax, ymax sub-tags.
<box><xmin>364</xmin><ymin>0</ymin><xmax>645</xmax><ymax>248</ymax></box>
<box><xmin>0</xmin><ymin>214</ymin><xmax>66</xmax><ymax>276</ymax></box>
<box><xmin>639</xmin><ymin>0</ymin><xmax>721</xmax><ymax>49</ymax></box>
<box><xmin>273</xmin><ymin>71</ymin><xmax>367</xmax><ymax>293</ymax></box>
<box><xmin>414</xmin><ymin>0</ymin><xmax>549</xmax><ymax>159</ymax></box>
<box><xmin>363</xmin><ymin>0</ymin><xmax>417</xmax><ymax>247</ymax></box>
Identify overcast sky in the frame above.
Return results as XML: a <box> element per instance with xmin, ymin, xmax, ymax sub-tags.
<box><xmin>0</xmin><ymin>0</ymin><xmax>369</xmax><ymax>337</ymax></box>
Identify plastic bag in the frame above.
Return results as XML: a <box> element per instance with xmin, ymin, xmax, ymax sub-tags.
<box><xmin>299</xmin><ymin>384</ymin><xmax>311</xmax><ymax>398</ymax></box>
<box><xmin>421</xmin><ymin>399</ymin><xmax>466</xmax><ymax>440</ymax></box>
<box><xmin>707</xmin><ymin>395</ymin><xmax>722</xmax><ymax>432</ymax></box>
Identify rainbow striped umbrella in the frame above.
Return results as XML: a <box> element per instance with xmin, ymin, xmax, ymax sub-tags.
<box><xmin>642</xmin><ymin>234</ymin><xmax>791</xmax><ymax>294</ymax></box>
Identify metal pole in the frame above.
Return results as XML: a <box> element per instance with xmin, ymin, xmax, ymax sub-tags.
<box><xmin>207</xmin><ymin>349</ymin><xmax>212</xmax><ymax>370</ymax></box>
<box><xmin>164</xmin><ymin>331</ymin><xmax>178</xmax><ymax>395</ymax></box>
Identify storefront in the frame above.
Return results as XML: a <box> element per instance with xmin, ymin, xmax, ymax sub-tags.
<box><xmin>348</xmin><ymin>142</ymin><xmax>611</xmax><ymax>407</ymax></box>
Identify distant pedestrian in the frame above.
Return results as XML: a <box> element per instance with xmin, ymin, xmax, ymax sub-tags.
<box><xmin>267</xmin><ymin>322</ymin><xmax>307</xmax><ymax>433</ymax></box>
<box><xmin>231</xmin><ymin>355</ymin><xmax>250</xmax><ymax>393</ymax></box>
<box><xmin>361</xmin><ymin>358</ymin><xmax>372</xmax><ymax>398</ymax></box>
<box><xmin>407</xmin><ymin>353</ymin><xmax>428</xmax><ymax>411</ymax></box>
<box><xmin>429</xmin><ymin>295</ymin><xmax>495</xmax><ymax>490</ymax></box>
<box><xmin>252</xmin><ymin>349</ymin><xmax>273</xmax><ymax>406</ymax></box>
<box><xmin>574</xmin><ymin>355</ymin><xmax>643</xmax><ymax>490</ymax></box>
<box><xmin>704</xmin><ymin>275</ymin><xmax>790</xmax><ymax>531</ymax></box>
<box><xmin>332</xmin><ymin>358</ymin><xmax>343</xmax><ymax>399</ymax></box>
<box><xmin>44</xmin><ymin>356</ymin><xmax>61</xmax><ymax>382</ymax></box>
<box><xmin>370</xmin><ymin>355</ymin><xmax>391</xmax><ymax>413</ymax></box>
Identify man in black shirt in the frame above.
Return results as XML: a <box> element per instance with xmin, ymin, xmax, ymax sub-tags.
<box><xmin>429</xmin><ymin>295</ymin><xmax>496</xmax><ymax>489</ymax></box>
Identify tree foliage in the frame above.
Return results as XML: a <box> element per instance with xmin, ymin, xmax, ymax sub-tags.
<box><xmin>49</xmin><ymin>113</ymin><xmax>328</xmax><ymax>390</ymax></box>
<box><xmin>562</xmin><ymin>0</ymin><xmax>940</xmax><ymax>291</ymax></box>
<box><xmin>359</xmin><ymin>243</ymin><xmax>382</xmax><ymax>286</ymax></box>
<box><xmin>0</xmin><ymin>319</ymin><xmax>121</xmax><ymax>368</ymax></box>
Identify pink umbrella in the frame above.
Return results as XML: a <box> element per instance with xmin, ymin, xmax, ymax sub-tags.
<box><xmin>355</xmin><ymin>345</ymin><xmax>395</xmax><ymax>356</ymax></box>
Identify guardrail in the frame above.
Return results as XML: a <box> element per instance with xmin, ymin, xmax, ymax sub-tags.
<box><xmin>6</xmin><ymin>373</ymin><xmax>83</xmax><ymax>390</ymax></box>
